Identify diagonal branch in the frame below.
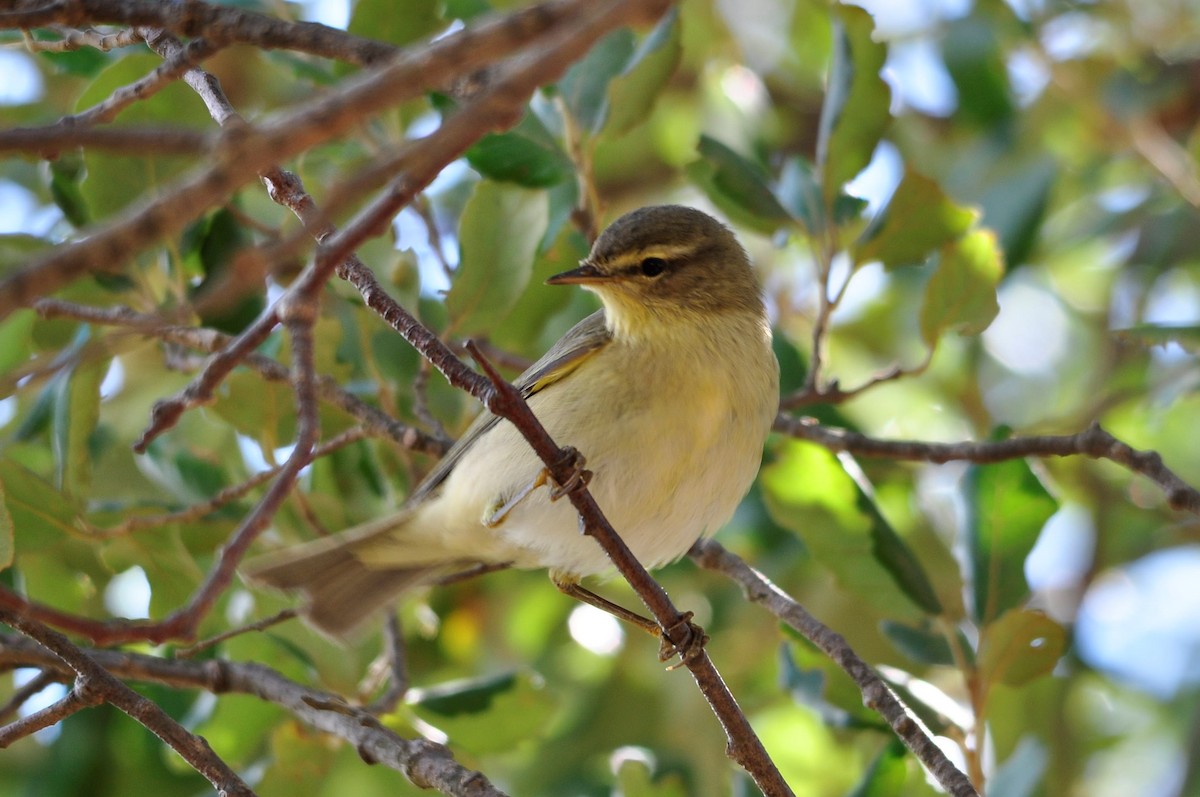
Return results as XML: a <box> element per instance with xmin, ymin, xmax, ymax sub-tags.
<box><xmin>690</xmin><ymin>540</ymin><xmax>980</xmax><ymax>797</ymax></box>
<box><xmin>0</xmin><ymin>632</ymin><xmax>510</xmax><ymax>797</ymax></box>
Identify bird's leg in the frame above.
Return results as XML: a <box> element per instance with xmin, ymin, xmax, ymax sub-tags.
<box><xmin>552</xmin><ymin>574</ymin><xmax>708</xmax><ymax>666</ymax></box>
<box><xmin>483</xmin><ymin>447</ymin><xmax>592</xmax><ymax>528</ymax></box>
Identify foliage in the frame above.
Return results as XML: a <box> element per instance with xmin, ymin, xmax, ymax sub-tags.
<box><xmin>2</xmin><ymin>1</ymin><xmax>1199</xmax><ymax>796</ymax></box>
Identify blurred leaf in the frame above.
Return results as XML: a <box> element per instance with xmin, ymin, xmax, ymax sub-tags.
<box><xmin>978</xmin><ymin>609</ymin><xmax>1066</xmax><ymax>687</ymax></box>
<box><xmin>614</xmin><ymin>757</ymin><xmax>687</xmax><ymax>797</ymax></box>
<box><xmin>778</xmin><ymin>156</ymin><xmax>825</xmax><ymax>233</ymax></box>
<box><xmin>603</xmin><ymin>8</ymin><xmax>682</xmax><ymax>137</ymax></box>
<box><xmin>75</xmin><ymin>54</ymin><xmax>207</xmax><ymax>213</ymax></box>
<box><xmin>975</xmin><ymin>155</ymin><xmax>1055</xmax><ymax>268</ymax></box>
<box><xmin>687</xmin><ymin>135</ymin><xmax>793</xmax><ymax>235</ymax></box>
<box><xmin>1114</xmin><ymin>324</ymin><xmax>1200</xmax><ymax>354</ymax></box>
<box><xmin>49</xmin><ymin>153</ymin><xmax>90</xmax><ymax>227</ymax></box>
<box><xmin>817</xmin><ymin>5</ymin><xmax>890</xmax><ymax>205</ymax></box>
<box><xmin>845</xmin><ymin>739</ymin><xmax>906</xmax><ymax>797</ymax></box>
<box><xmin>39</xmin><ymin>46</ymin><xmax>110</xmax><ymax>77</ymax></box>
<box><xmin>208</xmin><ymin>370</ymin><xmax>297</xmax><ymax>453</ymax></box>
<box><xmin>466</xmin><ymin>112</ymin><xmax>574</xmax><ymax>187</ymax></box>
<box><xmin>446</xmin><ymin>180</ymin><xmax>548</xmax><ymax>335</ymax></box>
<box><xmin>840</xmin><ymin>454</ymin><xmax>943</xmax><ymax>615</ymax></box>
<box><xmin>489</xmin><ymin>225</ymin><xmax>589</xmax><ymax>355</ymax></box>
<box><xmin>989</xmin><ymin>736</ymin><xmax>1048</xmax><ymax>797</ymax></box>
<box><xmin>347</xmin><ymin>0</ymin><xmax>441</xmax><ymax>47</ymax></box>
<box><xmin>855</xmin><ymin>170</ymin><xmax>977</xmax><ymax>269</ymax></box>
<box><xmin>966</xmin><ymin>455</ymin><xmax>1057</xmax><ymax>623</ymax></box>
<box><xmin>52</xmin><ymin>355</ymin><xmax>106</xmax><ymax>498</ymax></box>
<box><xmin>879</xmin><ymin>621</ymin><xmax>954</xmax><ymax>666</ymax></box>
<box><xmin>409</xmin><ymin>670</ymin><xmax>557</xmax><ymax>754</ymax></box>
<box><xmin>941</xmin><ymin>16</ymin><xmax>1014</xmax><ymax>129</ymax></box>
<box><xmin>919</xmin><ymin>229</ymin><xmax>1003</xmax><ymax>346</ymax></box>
<box><xmin>0</xmin><ymin>478</ymin><xmax>12</xmax><ymax>570</ymax></box>
<box><xmin>0</xmin><ymin>460</ymin><xmax>79</xmax><ymax>550</ymax></box>
<box><xmin>559</xmin><ymin>27</ymin><xmax>635</xmax><ymax>134</ymax></box>
<box><xmin>780</xmin><ymin>640</ymin><xmax>885</xmax><ymax>730</ymax></box>
<box><xmin>0</xmin><ymin>309</ymin><xmax>35</xmax><ymax>380</ymax></box>
<box><xmin>187</xmin><ymin>208</ymin><xmax>265</xmax><ymax>334</ymax></box>
<box><xmin>258</xmin><ymin>721</ymin><xmax>338</xmax><ymax>797</ymax></box>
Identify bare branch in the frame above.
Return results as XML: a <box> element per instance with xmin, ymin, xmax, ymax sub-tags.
<box><xmin>0</xmin><ymin>632</ymin><xmax>510</xmax><ymax>797</ymax></box>
<box><xmin>690</xmin><ymin>540</ymin><xmax>980</xmax><ymax>797</ymax></box>
<box><xmin>0</xmin><ymin>611</ymin><xmax>255</xmax><ymax>795</ymax></box>
<box><xmin>775</xmin><ymin>415</ymin><xmax>1200</xmax><ymax>515</ymax></box>
<box><xmin>18</xmin><ymin>25</ymin><xmax>143</xmax><ymax>52</ymax></box>
<box><xmin>0</xmin><ymin>679</ymin><xmax>103</xmax><ymax>748</ymax></box>
<box><xmin>0</xmin><ymin>125</ymin><xmax>209</xmax><ymax>155</ymax></box>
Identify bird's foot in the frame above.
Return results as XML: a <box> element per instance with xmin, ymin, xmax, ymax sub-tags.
<box><xmin>548</xmin><ymin>446</ymin><xmax>592</xmax><ymax>500</ymax></box>
<box><xmin>658</xmin><ymin>611</ymin><xmax>709</xmax><ymax>669</ymax></box>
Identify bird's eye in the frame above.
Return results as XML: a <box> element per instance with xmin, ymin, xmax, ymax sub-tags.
<box><xmin>640</xmin><ymin>257</ymin><xmax>667</xmax><ymax>277</ymax></box>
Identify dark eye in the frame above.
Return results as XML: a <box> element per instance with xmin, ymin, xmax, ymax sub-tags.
<box><xmin>640</xmin><ymin>257</ymin><xmax>667</xmax><ymax>277</ymax></box>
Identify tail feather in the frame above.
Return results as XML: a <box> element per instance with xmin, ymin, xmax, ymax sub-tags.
<box><xmin>243</xmin><ymin>518</ymin><xmax>469</xmax><ymax>638</ymax></box>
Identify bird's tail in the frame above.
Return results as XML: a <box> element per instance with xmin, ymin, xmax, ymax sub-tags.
<box><xmin>242</xmin><ymin>513</ymin><xmax>470</xmax><ymax>639</ymax></box>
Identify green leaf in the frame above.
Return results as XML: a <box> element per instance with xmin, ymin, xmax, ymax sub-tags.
<box><xmin>779</xmin><ymin>640</ymin><xmax>886</xmax><ymax>730</ymax></box>
<box><xmin>855</xmin><ymin>170</ymin><xmax>978</xmax><ymax>268</ymax></box>
<box><xmin>75</xmin><ymin>54</ymin><xmax>208</xmax><ymax>214</ymax></box>
<box><xmin>686</xmin><ymin>135</ymin><xmax>793</xmax><ymax>235</ymax></box>
<box><xmin>879</xmin><ymin>621</ymin><xmax>955</xmax><ymax>666</ymax></box>
<box><xmin>49</xmin><ymin>153</ymin><xmax>90</xmax><ymax>227</ymax></box>
<box><xmin>966</xmin><ymin>455</ymin><xmax>1057</xmax><ymax>623</ymax></box>
<box><xmin>0</xmin><ymin>477</ymin><xmax>13</xmax><ymax>571</ymax></box>
<box><xmin>760</xmin><ymin>441</ymin><xmax>924</xmax><ymax>619</ymax></box>
<box><xmin>466</xmin><ymin>112</ymin><xmax>574</xmax><ymax>187</ymax></box>
<box><xmin>846</xmin><ymin>739</ymin><xmax>907</xmax><ymax>797</ymax></box>
<box><xmin>446</xmin><ymin>181</ymin><xmax>548</xmax><ymax>335</ymax></box>
<box><xmin>52</xmin><ymin>355</ymin><xmax>106</xmax><ymax>498</ymax></box>
<box><xmin>919</xmin><ymin>229</ymin><xmax>1003</xmax><ymax>346</ymax></box>
<box><xmin>559</xmin><ymin>27</ymin><xmax>635</xmax><ymax>134</ymax></box>
<box><xmin>603</xmin><ymin>8</ymin><xmax>682</xmax><ymax>137</ymax></box>
<box><xmin>978</xmin><ymin>609</ymin><xmax>1066</xmax><ymax>687</ymax></box>
<box><xmin>187</xmin><ymin>208</ymin><xmax>265</xmax><ymax>334</ymax></box>
<box><xmin>840</xmin><ymin>455</ymin><xmax>943</xmax><ymax>615</ymax></box>
<box><xmin>409</xmin><ymin>670</ymin><xmax>557</xmax><ymax>755</ymax></box>
<box><xmin>974</xmin><ymin>154</ymin><xmax>1056</xmax><ymax>268</ymax></box>
<box><xmin>817</xmin><ymin>5</ymin><xmax>890</xmax><ymax>205</ymax></box>
<box><xmin>347</xmin><ymin>0</ymin><xmax>441</xmax><ymax>47</ymax></box>
<box><xmin>614</xmin><ymin>757</ymin><xmax>687</xmax><ymax>797</ymax></box>
<box><xmin>0</xmin><ymin>460</ymin><xmax>80</xmax><ymax>551</ymax></box>
<box><xmin>777</xmin><ymin>156</ymin><xmax>825</xmax><ymax>234</ymax></box>
<box><xmin>941</xmin><ymin>17</ymin><xmax>1014</xmax><ymax>129</ymax></box>
<box><xmin>208</xmin><ymin>370</ymin><xmax>297</xmax><ymax>453</ymax></box>
<box><xmin>0</xmin><ymin>309</ymin><xmax>35</xmax><ymax>380</ymax></box>
<box><xmin>489</xmin><ymin>225</ymin><xmax>590</xmax><ymax>355</ymax></box>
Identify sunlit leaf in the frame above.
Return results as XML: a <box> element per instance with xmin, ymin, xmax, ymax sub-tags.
<box><xmin>855</xmin><ymin>169</ymin><xmax>978</xmax><ymax>269</ymax></box>
<box><xmin>817</xmin><ymin>5</ymin><xmax>890</xmax><ymax>204</ymax></box>
<box><xmin>919</xmin><ymin>229</ymin><xmax>1003</xmax><ymax>346</ymax></box>
<box><xmin>446</xmin><ymin>180</ymin><xmax>548</xmax><ymax>335</ymax></box>
<box><xmin>978</xmin><ymin>609</ymin><xmax>1066</xmax><ymax>687</ymax></box>
<box><xmin>966</xmin><ymin>455</ymin><xmax>1057</xmax><ymax>623</ymax></box>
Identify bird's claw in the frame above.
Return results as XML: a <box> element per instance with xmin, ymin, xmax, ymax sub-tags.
<box><xmin>549</xmin><ymin>446</ymin><xmax>592</xmax><ymax>501</ymax></box>
<box><xmin>657</xmin><ymin>611</ymin><xmax>708</xmax><ymax>668</ymax></box>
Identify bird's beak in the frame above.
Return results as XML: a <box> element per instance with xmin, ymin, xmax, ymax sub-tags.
<box><xmin>546</xmin><ymin>262</ymin><xmax>610</xmax><ymax>285</ymax></box>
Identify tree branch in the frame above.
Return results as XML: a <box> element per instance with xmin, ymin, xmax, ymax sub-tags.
<box><xmin>775</xmin><ymin>415</ymin><xmax>1200</xmax><ymax>515</ymax></box>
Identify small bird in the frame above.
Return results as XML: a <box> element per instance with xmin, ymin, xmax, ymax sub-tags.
<box><xmin>245</xmin><ymin>205</ymin><xmax>780</xmax><ymax>638</ymax></box>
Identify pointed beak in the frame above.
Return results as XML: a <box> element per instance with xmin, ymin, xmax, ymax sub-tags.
<box><xmin>546</xmin><ymin>262</ymin><xmax>610</xmax><ymax>286</ymax></box>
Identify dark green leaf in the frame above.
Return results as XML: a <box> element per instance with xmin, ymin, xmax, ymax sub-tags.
<box><xmin>49</xmin><ymin>153</ymin><xmax>90</xmax><ymax>227</ymax></box>
<box><xmin>846</xmin><ymin>739</ymin><xmax>907</xmax><ymax>797</ymax></box>
<box><xmin>941</xmin><ymin>17</ymin><xmax>1014</xmax><ymax>129</ymax></box>
<box><xmin>880</xmin><ymin>621</ymin><xmax>955</xmax><ymax>666</ymax></box>
<box><xmin>446</xmin><ymin>181</ymin><xmax>548</xmax><ymax>335</ymax></box>
<box><xmin>841</xmin><ymin>455</ymin><xmax>943</xmax><ymax>614</ymax></box>
<box><xmin>919</xmin><ymin>229</ymin><xmax>1003</xmax><ymax>346</ymax></box>
<box><xmin>687</xmin><ymin>135</ymin><xmax>793</xmax><ymax>235</ymax></box>
<box><xmin>411</xmin><ymin>671</ymin><xmax>518</xmax><ymax>716</ymax></box>
<box><xmin>603</xmin><ymin>8</ymin><xmax>682</xmax><ymax>137</ymax></box>
<box><xmin>410</xmin><ymin>670</ymin><xmax>557</xmax><ymax>755</ymax></box>
<box><xmin>966</xmin><ymin>455</ymin><xmax>1058</xmax><ymax>623</ymax></box>
<box><xmin>855</xmin><ymin>169</ymin><xmax>978</xmax><ymax>269</ymax></box>
<box><xmin>188</xmin><ymin>209</ymin><xmax>265</xmax><ymax>334</ymax></box>
<box><xmin>817</xmin><ymin>5</ymin><xmax>890</xmax><ymax>204</ymax></box>
<box><xmin>466</xmin><ymin>112</ymin><xmax>574</xmax><ymax>187</ymax></box>
<box><xmin>975</xmin><ymin>155</ymin><xmax>1056</xmax><ymax>269</ymax></box>
<box><xmin>978</xmin><ymin>609</ymin><xmax>1066</xmax><ymax>687</ymax></box>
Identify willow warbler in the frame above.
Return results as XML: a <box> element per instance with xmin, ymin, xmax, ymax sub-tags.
<box><xmin>245</xmin><ymin>205</ymin><xmax>780</xmax><ymax>637</ymax></box>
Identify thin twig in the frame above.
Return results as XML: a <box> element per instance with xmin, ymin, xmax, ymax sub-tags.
<box><xmin>0</xmin><ymin>611</ymin><xmax>256</xmax><ymax>795</ymax></box>
<box><xmin>175</xmin><ymin>609</ymin><xmax>299</xmax><ymax>659</ymax></box>
<box><xmin>0</xmin><ymin>669</ymin><xmax>60</xmax><ymax>723</ymax></box>
<box><xmin>19</xmin><ymin>25</ymin><xmax>143</xmax><ymax>53</ymax></box>
<box><xmin>0</xmin><ymin>632</ymin><xmax>506</xmax><ymax>797</ymax></box>
<box><xmin>0</xmin><ymin>679</ymin><xmax>103</xmax><ymax>748</ymax></box>
<box><xmin>774</xmin><ymin>415</ymin><xmax>1200</xmax><ymax>515</ymax></box>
